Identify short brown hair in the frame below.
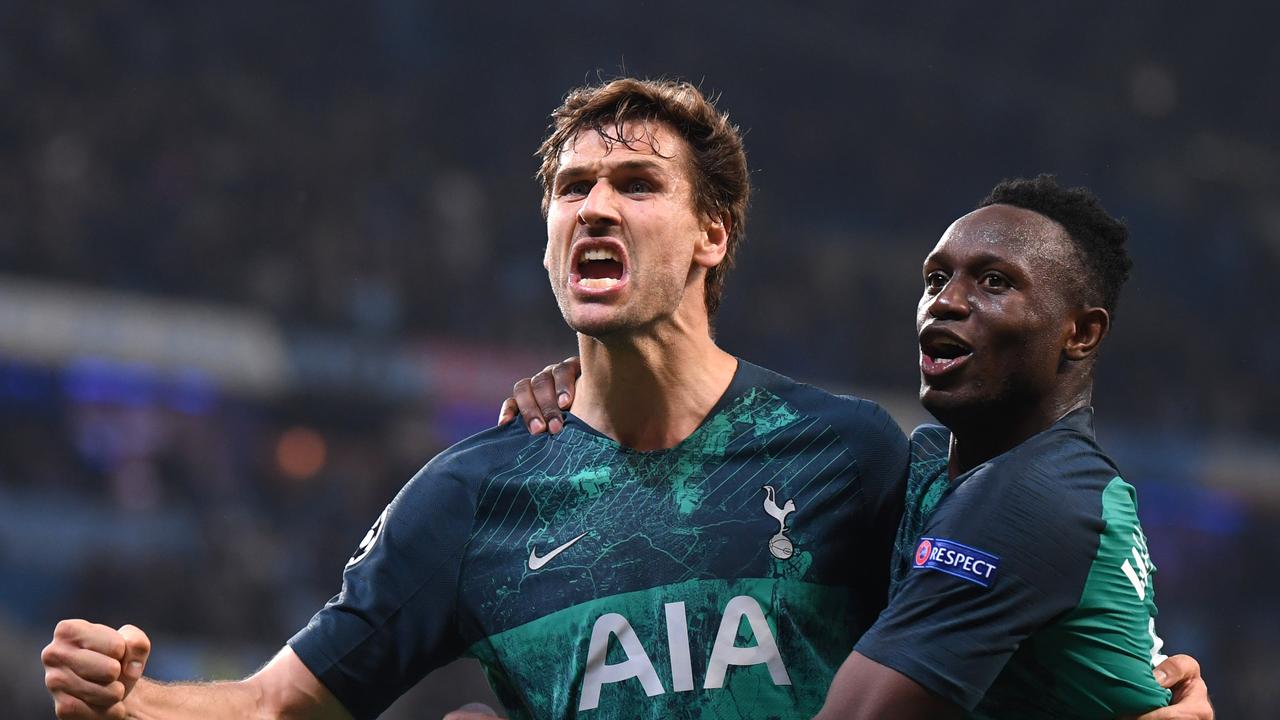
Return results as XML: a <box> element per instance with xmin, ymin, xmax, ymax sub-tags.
<box><xmin>536</xmin><ymin>78</ymin><xmax>750</xmax><ymax>317</ymax></box>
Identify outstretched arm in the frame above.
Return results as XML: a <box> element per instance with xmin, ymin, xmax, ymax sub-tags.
<box><xmin>43</xmin><ymin>620</ymin><xmax>349</xmax><ymax>720</ymax></box>
<box><xmin>497</xmin><ymin>356</ymin><xmax>581</xmax><ymax>434</ymax></box>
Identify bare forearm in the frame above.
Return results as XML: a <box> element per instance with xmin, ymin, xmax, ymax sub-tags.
<box><xmin>124</xmin><ymin>649</ymin><xmax>348</xmax><ymax>720</ymax></box>
<box><xmin>125</xmin><ymin>677</ymin><xmax>267</xmax><ymax>720</ymax></box>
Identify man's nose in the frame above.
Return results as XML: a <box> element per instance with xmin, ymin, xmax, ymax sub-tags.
<box><xmin>927</xmin><ymin>279</ymin><xmax>971</xmax><ymax>320</ymax></box>
<box><xmin>578</xmin><ymin>181</ymin><xmax>621</xmax><ymax>229</ymax></box>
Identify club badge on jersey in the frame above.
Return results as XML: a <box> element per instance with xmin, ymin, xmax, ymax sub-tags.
<box><xmin>913</xmin><ymin>537</ymin><xmax>1000</xmax><ymax>588</ymax></box>
<box><xmin>347</xmin><ymin>505</ymin><xmax>390</xmax><ymax>568</ymax></box>
<box><xmin>762</xmin><ymin>485</ymin><xmax>798</xmax><ymax>560</ymax></box>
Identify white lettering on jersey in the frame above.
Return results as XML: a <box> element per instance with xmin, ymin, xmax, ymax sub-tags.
<box><xmin>577</xmin><ymin>595</ymin><xmax>793</xmax><ymax>710</ymax></box>
<box><xmin>665</xmin><ymin>602</ymin><xmax>695</xmax><ymax>692</ymax></box>
<box><xmin>704</xmin><ymin>595</ymin><xmax>792</xmax><ymax>689</ymax></box>
<box><xmin>1148</xmin><ymin>617</ymin><xmax>1169</xmax><ymax>667</ymax></box>
<box><xmin>1120</xmin><ymin>530</ymin><xmax>1154</xmax><ymax>600</ymax></box>
<box><xmin>578</xmin><ymin>613</ymin><xmax>664</xmax><ymax>711</ymax></box>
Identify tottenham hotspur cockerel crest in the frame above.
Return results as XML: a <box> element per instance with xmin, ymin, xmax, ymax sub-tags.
<box><xmin>762</xmin><ymin>485</ymin><xmax>798</xmax><ymax>559</ymax></box>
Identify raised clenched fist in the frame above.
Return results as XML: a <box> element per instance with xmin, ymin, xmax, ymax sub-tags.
<box><xmin>42</xmin><ymin>620</ymin><xmax>151</xmax><ymax>720</ymax></box>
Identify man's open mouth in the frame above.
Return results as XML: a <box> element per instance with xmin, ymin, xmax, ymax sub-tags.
<box><xmin>919</xmin><ymin>328</ymin><xmax>974</xmax><ymax>377</ymax></box>
<box><xmin>571</xmin><ymin>242</ymin><xmax>627</xmax><ymax>291</ymax></box>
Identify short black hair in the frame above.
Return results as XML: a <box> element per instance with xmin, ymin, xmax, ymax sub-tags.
<box><xmin>978</xmin><ymin>174</ymin><xmax>1132</xmax><ymax>315</ymax></box>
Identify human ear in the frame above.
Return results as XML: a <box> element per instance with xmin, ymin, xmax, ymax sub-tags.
<box><xmin>1064</xmin><ymin>307</ymin><xmax>1110</xmax><ymax>361</ymax></box>
<box><xmin>693</xmin><ymin>212</ymin><xmax>729</xmax><ymax>269</ymax></box>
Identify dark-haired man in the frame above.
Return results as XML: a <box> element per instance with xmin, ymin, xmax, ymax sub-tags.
<box><xmin>815</xmin><ymin>175</ymin><xmax>1191</xmax><ymax>719</ymax></box>
<box><xmin>506</xmin><ymin>177</ymin><xmax>1211</xmax><ymax>719</ymax></box>
<box><xmin>42</xmin><ymin>79</ymin><xmax>910</xmax><ymax>720</ymax></box>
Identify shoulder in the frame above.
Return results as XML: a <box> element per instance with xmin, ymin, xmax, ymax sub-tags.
<box><xmin>346</xmin><ymin>422</ymin><xmax>540</xmax><ymax>565</ymax></box>
<box><xmin>909</xmin><ymin>423</ymin><xmax>950</xmax><ymax>466</ymax></box>
<box><xmin>414</xmin><ymin>421</ymin><xmax>547</xmax><ymax>489</ymax></box>
<box><xmin>926</xmin><ymin>420</ymin><xmax>1120</xmax><ymax>576</ymax></box>
<box><xmin>904</xmin><ymin>423</ymin><xmax>951</xmax><ymax>510</ymax></box>
<box><xmin>737</xmin><ymin>360</ymin><xmax>907</xmax><ymax>449</ymax></box>
<box><xmin>969</xmin><ymin>419</ymin><xmax>1117</xmax><ymax>509</ymax></box>
<box><xmin>386</xmin><ymin>422</ymin><xmax>548</xmax><ymax>524</ymax></box>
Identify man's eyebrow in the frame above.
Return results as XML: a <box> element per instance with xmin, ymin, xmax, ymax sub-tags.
<box><xmin>927</xmin><ymin>250</ymin><xmax>1031</xmax><ymax>280</ymax></box>
<box><xmin>967</xmin><ymin>251</ymin><xmax>1018</xmax><ymax>267</ymax></box>
<box><xmin>554</xmin><ymin>159</ymin><xmax>667</xmax><ymax>184</ymax></box>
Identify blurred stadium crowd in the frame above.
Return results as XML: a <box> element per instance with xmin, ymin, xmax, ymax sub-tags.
<box><xmin>0</xmin><ymin>2</ymin><xmax>1276</xmax><ymax>718</ymax></box>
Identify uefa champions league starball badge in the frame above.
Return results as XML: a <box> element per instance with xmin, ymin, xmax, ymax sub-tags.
<box><xmin>762</xmin><ymin>485</ymin><xmax>797</xmax><ymax>560</ymax></box>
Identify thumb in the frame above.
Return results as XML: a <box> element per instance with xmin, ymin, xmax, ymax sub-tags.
<box><xmin>498</xmin><ymin>398</ymin><xmax>518</xmax><ymax>426</ymax></box>
<box><xmin>117</xmin><ymin>624</ymin><xmax>151</xmax><ymax>697</ymax></box>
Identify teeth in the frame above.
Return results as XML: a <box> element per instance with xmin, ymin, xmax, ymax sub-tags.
<box><xmin>579</xmin><ymin>277</ymin><xmax>619</xmax><ymax>289</ymax></box>
<box><xmin>580</xmin><ymin>248</ymin><xmax>620</xmax><ymax>262</ymax></box>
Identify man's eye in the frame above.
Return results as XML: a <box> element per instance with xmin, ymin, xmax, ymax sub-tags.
<box><xmin>561</xmin><ymin>181</ymin><xmax>590</xmax><ymax>197</ymax></box>
<box><xmin>925</xmin><ymin>271</ymin><xmax>948</xmax><ymax>292</ymax></box>
<box><xmin>981</xmin><ymin>273</ymin><xmax>1009</xmax><ymax>289</ymax></box>
<box><xmin>625</xmin><ymin>180</ymin><xmax>652</xmax><ymax>194</ymax></box>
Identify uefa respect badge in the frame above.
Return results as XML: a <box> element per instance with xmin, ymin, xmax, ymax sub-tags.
<box><xmin>913</xmin><ymin>536</ymin><xmax>1000</xmax><ymax>588</ymax></box>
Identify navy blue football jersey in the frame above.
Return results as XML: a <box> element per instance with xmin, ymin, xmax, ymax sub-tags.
<box><xmin>289</xmin><ymin>360</ymin><xmax>908</xmax><ymax>718</ymax></box>
<box><xmin>856</xmin><ymin>409</ymin><xmax>1171</xmax><ymax>719</ymax></box>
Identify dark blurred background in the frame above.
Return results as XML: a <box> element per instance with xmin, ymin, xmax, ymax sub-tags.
<box><xmin>1</xmin><ymin>2</ymin><xmax>1274</xmax><ymax>717</ymax></box>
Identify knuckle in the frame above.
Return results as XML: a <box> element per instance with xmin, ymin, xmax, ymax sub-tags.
<box><xmin>106</xmin><ymin>636</ymin><xmax>126</xmax><ymax>660</ymax></box>
<box><xmin>105</xmin><ymin>681</ymin><xmax>126</xmax><ymax>704</ymax></box>
<box><xmin>41</xmin><ymin>642</ymin><xmax>62</xmax><ymax>666</ymax></box>
<box><xmin>53</xmin><ymin>694</ymin><xmax>77</xmax><ymax>718</ymax></box>
<box><xmin>45</xmin><ymin>668</ymin><xmax>66</xmax><ymax>692</ymax></box>
<box><xmin>512</xmin><ymin>379</ymin><xmax>530</xmax><ymax>394</ymax></box>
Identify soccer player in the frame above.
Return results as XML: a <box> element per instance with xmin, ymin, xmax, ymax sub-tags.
<box><xmin>41</xmin><ymin>79</ymin><xmax>911</xmax><ymax>719</ymax></box>
<box><xmin>502</xmin><ymin>179</ymin><xmax>1213</xmax><ymax>719</ymax></box>
<box><xmin>819</xmin><ymin>177</ymin><xmax>1203</xmax><ymax>719</ymax></box>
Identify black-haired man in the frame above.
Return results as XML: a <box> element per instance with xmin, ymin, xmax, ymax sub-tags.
<box><xmin>819</xmin><ymin>175</ymin><xmax>1197</xmax><ymax>719</ymax></box>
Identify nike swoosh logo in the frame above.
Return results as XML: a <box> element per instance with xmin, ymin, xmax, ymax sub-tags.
<box><xmin>528</xmin><ymin>531</ymin><xmax>588</xmax><ymax>570</ymax></box>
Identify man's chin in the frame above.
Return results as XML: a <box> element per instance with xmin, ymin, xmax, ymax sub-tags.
<box><xmin>920</xmin><ymin>386</ymin><xmax>977</xmax><ymax>429</ymax></box>
<box><xmin>565</xmin><ymin>314</ymin><xmax>631</xmax><ymax>340</ymax></box>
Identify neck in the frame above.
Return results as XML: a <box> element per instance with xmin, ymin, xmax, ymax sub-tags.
<box><xmin>572</xmin><ymin>314</ymin><xmax>737</xmax><ymax>451</ymax></box>
<box><xmin>945</xmin><ymin>385</ymin><xmax>1092</xmax><ymax>479</ymax></box>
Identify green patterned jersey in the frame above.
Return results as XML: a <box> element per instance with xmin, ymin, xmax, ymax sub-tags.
<box><xmin>859</xmin><ymin>409</ymin><xmax>1173</xmax><ymax>719</ymax></box>
<box><xmin>290</xmin><ymin>360</ymin><xmax>908</xmax><ymax>718</ymax></box>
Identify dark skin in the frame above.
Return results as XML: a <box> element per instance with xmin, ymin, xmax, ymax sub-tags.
<box><xmin>496</xmin><ymin>205</ymin><xmax>1213</xmax><ymax>720</ymax></box>
<box><xmin>814</xmin><ymin>204</ymin><xmax>1109</xmax><ymax>718</ymax></box>
<box><xmin>915</xmin><ymin>204</ymin><xmax>1108</xmax><ymax>481</ymax></box>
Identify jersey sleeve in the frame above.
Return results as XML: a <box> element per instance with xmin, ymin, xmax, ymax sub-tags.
<box><xmin>833</xmin><ymin>398</ymin><xmax>910</xmax><ymax>624</ymax></box>
<box><xmin>888</xmin><ymin>425</ymin><xmax>952</xmax><ymax>595</ymax></box>
<box><xmin>837</xmin><ymin>397</ymin><xmax>909</xmax><ymax>534</ymax></box>
<box><xmin>852</xmin><ymin>459</ymin><xmax>1104</xmax><ymax>711</ymax></box>
<box><xmin>288</xmin><ymin>452</ymin><xmax>478</xmax><ymax>719</ymax></box>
